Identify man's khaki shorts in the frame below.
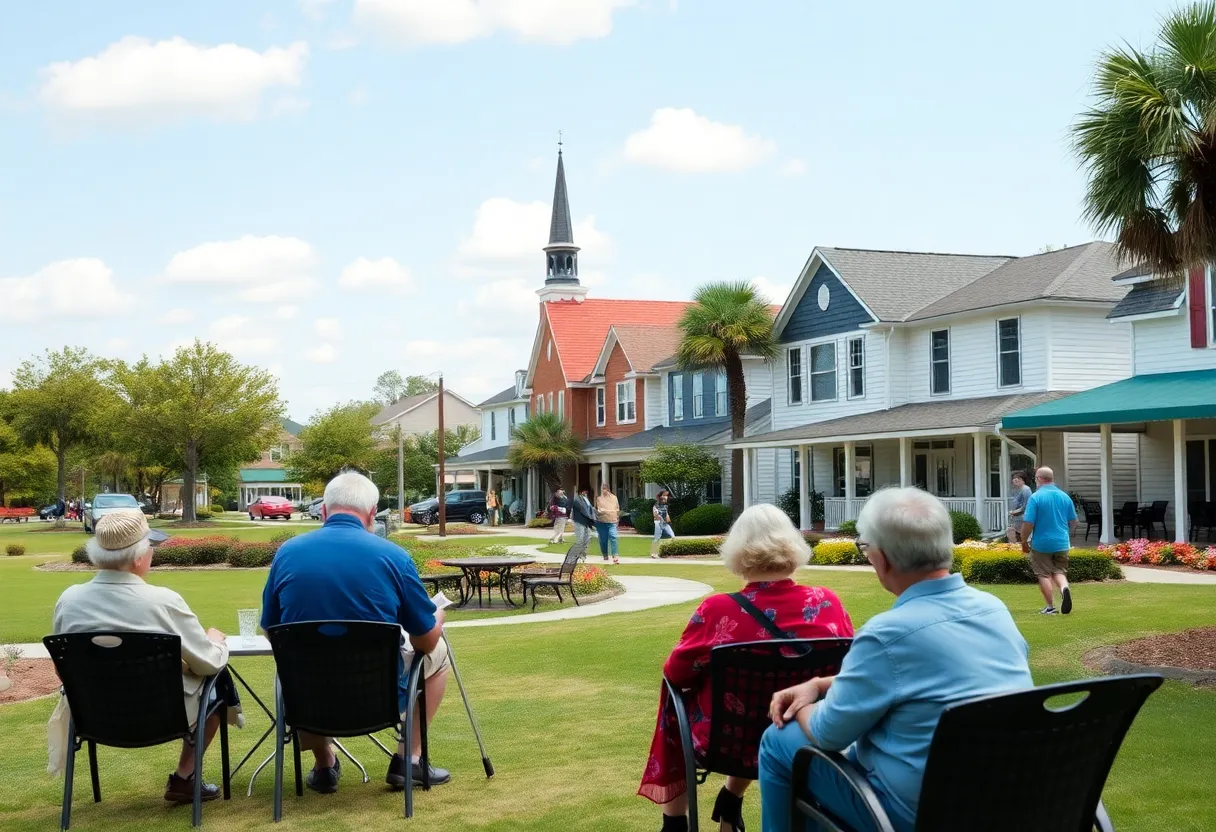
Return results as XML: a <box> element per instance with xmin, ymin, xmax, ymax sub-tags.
<box><xmin>403</xmin><ymin>635</ymin><xmax>450</xmax><ymax>681</ymax></box>
<box><xmin>1029</xmin><ymin>550</ymin><xmax>1069</xmax><ymax>578</ymax></box>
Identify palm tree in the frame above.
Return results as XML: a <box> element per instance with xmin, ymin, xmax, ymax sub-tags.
<box><xmin>1072</xmin><ymin>1</ymin><xmax>1216</xmax><ymax>278</ymax></box>
<box><xmin>676</xmin><ymin>281</ymin><xmax>777</xmax><ymax>516</ymax></box>
<box><xmin>506</xmin><ymin>411</ymin><xmax>583</xmax><ymax>492</ymax></box>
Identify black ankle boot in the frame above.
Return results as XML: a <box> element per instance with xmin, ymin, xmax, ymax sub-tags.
<box><xmin>711</xmin><ymin>786</ymin><xmax>745</xmax><ymax>831</ymax></box>
<box><xmin>661</xmin><ymin>813</ymin><xmax>689</xmax><ymax>832</ymax></box>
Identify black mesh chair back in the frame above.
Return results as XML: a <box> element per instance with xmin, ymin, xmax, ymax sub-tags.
<box><xmin>558</xmin><ymin>539</ymin><xmax>588</xmax><ymax>578</ymax></box>
<box><xmin>267</xmin><ymin>620</ymin><xmax>403</xmax><ymax>737</ymax></box>
<box><xmin>1150</xmin><ymin>500</ymin><xmax>1168</xmax><ymax>523</ymax></box>
<box><xmin>1083</xmin><ymin>502</ymin><xmax>1101</xmax><ymax>523</ymax></box>
<box><xmin>43</xmin><ymin>632</ymin><xmax>190</xmax><ymax>748</ymax></box>
<box><xmin>704</xmin><ymin>638</ymin><xmax>851</xmax><ymax>778</ymax></box>
<box><xmin>912</xmin><ymin>674</ymin><xmax>1163</xmax><ymax>832</ymax></box>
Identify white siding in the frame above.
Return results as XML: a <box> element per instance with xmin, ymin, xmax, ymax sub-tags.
<box><xmin>1139</xmin><ymin>421</ymin><xmax>1177</xmax><ymax>526</ymax></box>
<box><xmin>744</xmin><ymin>359</ymin><xmax>773</xmax><ymax>410</ymax></box>
<box><xmin>644</xmin><ymin>377</ymin><xmax>662</xmax><ymax>430</ymax></box>
<box><xmin>1048</xmin><ymin>310</ymin><xmax>1134</xmax><ymax>390</ymax></box>
<box><xmin>1133</xmin><ymin>314</ymin><xmax>1216</xmax><ymax>375</ymax></box>
<box><xmin>659</xmin><ymin>374</ymin><xmax>670</xmax><ymax>427</ymax></box>
<box><xmin>1063</xmin><ymin>433</ymin><xmax>1139</xmax><ymax>505</ymax></box>
<box><xmin>886</xmin><ymin>329</ymin><xmax>910</xmax><ymax>408</ymax></box>
<box><xmin>770</xmin><ymin>330</ymin><xmax>889</xmax><ymax>431</ymax></box>
<box><xmin>906</xmin><ymin>310</ymin><xmax>1049</xmax><ymax>404</ymax></box>
<box><xmin>1039</xmin><ymin>431</ymin><xmax>1067</xmax><ymax>490</ymax></box>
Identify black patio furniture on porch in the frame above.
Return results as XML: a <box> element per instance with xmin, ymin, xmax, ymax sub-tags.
<box><xmin>266</xmin><ymin>620</ymin><xmax>431</xmax><ymax>821</ymax></box>
<box><xmin>42</xmin><ymin>631</ymin><xmax>230</xmax><ymax>830</ymax></box>
<box><xmin>1114</xmin><ymin>501</ymin><xmax>1140</xmax><ymax>539</ymax></box>
<box><xmin>1082</xmin><ymin>501</ymin><xmax>1103</xmax><ymax>540</ymax></box>
<box><xmin>1137</xmin><ymin>501</ymin><xmax>1170</xmax><ymax>540</ymax></box>
<box><xmin>520</xmin><ymin>539</ymin><xmax>588</xmax><ymax>610</ymax></box>
<box><xmin>667</xmin><ymin>638</ymin><xmax>851</xmax><ymax>832</ymax></box>
<box><xmin>1189</xmin><ymin>501</ymin><xmax>1215</xmax><ymax>541</ymax></box>
<box><xmin>790</xmin><ymin>673</ymin><xmax>1163</xmax><ymax>832</ymax></box>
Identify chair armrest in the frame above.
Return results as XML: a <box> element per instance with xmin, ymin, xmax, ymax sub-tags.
<box><xmin>792</xmin><ymin>745</ymin><xmax>897</xmax><ymax>832</ymax></box>
<box><xmin>1095</xmin><ymin>799</ymin><xmax>1114</xmax><ymax>832</ymax></box>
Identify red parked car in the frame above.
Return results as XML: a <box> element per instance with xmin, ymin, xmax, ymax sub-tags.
<box><xmin>248</xmin><ymin>496</ymin><xmax>293</xmax><ymax>521</ymax></box>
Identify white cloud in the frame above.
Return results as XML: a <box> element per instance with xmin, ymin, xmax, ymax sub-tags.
<box><xmin>161</xmin><ymin>307</ymin><xmax>195</xmax><ymax>325</ymax></box>
<box><xmin>781</xmin><ymin>158</ymin><xmax>807</xmax><ymax>177</ymax></box>
<box><xmin>314</xmin><ymin>317</ymin><xmax>343</xmax><ymax>339</ymax></box>
<box><xmin>40</xmin><ymin>37</ymin><xmax>309</xmax><ymax>125</ymax></box>
<box><xmin>0</xmin><ymin>258</ymin><xmax>133</xmax><ymax>322</ymax></box>
<box><xmin>354</xmin><ymin>0</ymin><xmax>635</xmax><ymax>46</ymax></box>
<box><xmin>275</xmin><ymin>305</ymin><xmax>299</xmax><ymax>319</ymax></box>
<box><xmin>239</xmin><ymin>277</ymin><xmax>318</xmax><ymax>303</ymax></box>
<box><xmin>105</xmin><ymin>337</ymin><xmax>132</xmax><ymax>352</ymax></box>
<box><xmin>308</xmin><ymin>343</ymin><xmax>339</xmax><ymax>363</ymax></box>
<box><xmin>301</xmin><ymin>0</ymin><xmax>338</xmax><ymax>21</ymax></box>
<box><xmin>457</xmin><ymin>198</ymin><xmax>610</xmax><ymax>269</ymax></box>
<box><xmin>338</xmin><ymin>256</ymin><xmax>412</xmax><ymax>291</ymax></box>
<box><xmin>751</xmin><ymin>275</ymin><xmax>792</xmax><ymax>306</ymax></box>
<box><xmin>164</xmin><ymin>235</ymin><xmax>317</xmax><ymax>284</ymax></box>
<box><xmin>207</xmin><ymin>314</ymin><xmax>278</xmax><ymax>354</ymax></box>
<box><xmin>624</xmin><ymin>108</ymin><xmax>776</xmax><ymax>173</ymax></box>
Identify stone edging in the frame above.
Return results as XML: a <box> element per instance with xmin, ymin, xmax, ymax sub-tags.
<box><xmin>1082</xmin><ymin>646</ymin><xmax>1216</xmax><ymax>685</ymax></box>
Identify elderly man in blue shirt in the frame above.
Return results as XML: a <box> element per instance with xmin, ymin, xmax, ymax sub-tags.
<box><xmin>1020</xmin><ymin>466</ymin><xmax>1078</xmax><ymax>615</ymax></box>
<box><xmin>757</xmin><ymin>487</ymin><xmax>1033</xmax><ymax>832</ymax></box>
<box><xmin>261</xmin><ymin>471</ymin><xmax>450</xmax><ymax>794</ymax></box>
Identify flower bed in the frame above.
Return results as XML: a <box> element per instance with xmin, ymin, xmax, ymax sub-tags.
<box><xmin>1101</xmin><ymin>539</ymin><xmax>1216</xmax><ymax>571</ymax></box>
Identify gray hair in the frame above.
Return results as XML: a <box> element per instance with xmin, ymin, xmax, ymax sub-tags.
<box><xmin>857</xmin><ymin>487</ymin><xmax>953</xmax><ymax>573</ymax></box>
<box><xmin>324</xmin><ymin>471</ymin><xmax>380</xmax><ymax>515</ymax></box>
<box><xmin>86</xmin><ymin>536</ymin><xmax>151</xmax><ymax>570</ymax></box>
<box><xmin>719</xmin><ymin>503</ymin><xmax>812</xmax><ymax>578</ymax></box>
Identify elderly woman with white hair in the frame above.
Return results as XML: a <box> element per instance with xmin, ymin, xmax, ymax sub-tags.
<box><xmin>50</xmin><ymin>511</ymin><xmax>230</xmax><ymax>804</ymax></box>
<box><xmin>638</xmin><ymin>503</ymin><xmax>854</xmax><ymax>832</ymax></box>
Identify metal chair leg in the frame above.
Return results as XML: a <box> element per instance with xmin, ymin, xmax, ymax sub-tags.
<box><xmin>273</xmin><ymin>684</ymin><xmax>285</xmax><ymax>822</ymax></box>
<box><xmin>419</xmin><ymin>683</ymin><xmax>430</xmax><ymax>791</ymax></box>
<box><xmin>220</xmin><ymin>711</ymin><xmax>231</xmax><ymax>801</ymax></box>
<box><xmin>570</xmin><ymin>580</ymin><xmax>580</xmax><ymax>606</ymax></box>
<box><xmin>61</xmin><ymin>724</ymin><xmax>76</xmax><ymax>831</ymax></box>
<box><xmin>87</xmin><ymin>741</ymin><xmax>100</xmax><ymax>803</ymax></box>
<box><xmin>293</xmin><ymin>736</ymin><xmax>303</xmax><ymax>797</ymax></box>
<box><xmin>192</xmin><ymin>714</ymin><xmax>206</xmax><ymax>828</ymax></box>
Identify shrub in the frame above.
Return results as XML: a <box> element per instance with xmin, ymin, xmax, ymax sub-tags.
<box><xmin>269</xmin><ymin>530</ymin><xmax>296</xmax><ymax>546</ymax></box>
<box><xmin>952</xmin><ymin>547</ymin><xmax>1123</xmax><ymax>583</ymax></box>
<box><xmin>228</xmin><ymin>541</ymin><xmax>276</xmax><ymax>568</ymax></box>
<box><xmin>836</xmin><ymin>520</ymin><xmax>858</xmax><ymax>537</ymax></box>
<box><xmin>674</xmin><ymin>504</ymin><xmax>732</xmax><ymax>536</ymax></box>
<box><xmin>948</xmin><ymin>510</ymin><xmax>983</xmax><ymax>544</ymax></box>
<box><xmin>527</xmin><ymin>517</ymin><xmax>553</xmax><ymax>529</ymax></box>
<box><xmin>629</xmin><ymin>498</ymin><xmax>656</xmax><ymax>535</ymax></box>
<box><xmin>157</xmin><ymin>513</ymin><xmax>178</xmax><ymax>521</ymax></box>
<box><xmin>6</xmin><ymin>544</ymin><xmax>26</xmax><ymax>556</ymax></box>
<box><xmin>210</xmin><ymin>504</ymin><xmax>227</xmax><ymax>516</ymax></box>
<box><xmin>152</xmin><ymin>535</ymin><xmax>232</xmax><ymax>566</ymax></box>
<box><xmin>71</xmin><ymin>544</ymin><xmax>89</xmax><ymax>564</ymax></box>
<box><xmin>659</xmin><ymin>538</ymin><xmax>722</xmax><ymax>557</ymax></box>
<box><xmin>811</xmin><ymin>538</ymin><xmax>867</xmax><ymax>565</ymax></box>
<box><xmin>776</xmin><ymin>487</ymin><xmax>800</xmax><ymax>526</ymax></box>
<box><xmin>194</xmin><ymin>511</ymin><xmax>213</xmax><ymax>521</ymax></box>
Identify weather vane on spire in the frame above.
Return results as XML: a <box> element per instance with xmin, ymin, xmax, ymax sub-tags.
<box><xmin>558</xmin><ymin>130</ymin><xmax>563</xmax><ymax>151</ymax></box>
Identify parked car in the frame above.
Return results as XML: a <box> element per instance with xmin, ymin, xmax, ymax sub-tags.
<box><xmin>39</xmin><ymin>504</ymin><xmax>62</xmax><ymax>520</ymax></box>
<box><xmin>83</xmin><ymin>493</ymin><xmax>141</xmax><ymax>533</ymax></box>
<box><xmin>407</xmin><ymin>490</ymin><xmax>487</xmax><ymax>525</ymax></box>
<box><xmin>304</xmin><ymin>497</ymin><xmax>324</xmax><ymax>520</ymax></box>
<box><xmin>248</xmin><ymin>496</ymin><xmax>294</xmax><ymax>521</ymax></box>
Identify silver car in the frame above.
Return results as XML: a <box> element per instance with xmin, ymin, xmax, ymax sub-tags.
<box><xmin>83</xmin><ymin>493</ymin><xmax>142</xmax><ymax>533</ymax></box>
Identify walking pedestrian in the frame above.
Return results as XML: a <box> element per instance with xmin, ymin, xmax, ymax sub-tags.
<box><xmin>650</xmin><ymin>490</ymin><xmax>676</xmax><ymax>559</ymax></box>
<box><xmin>1020</xmin><ymin>467</ymin><xmax>1077</xmax><ymax>615</ymax></box>
<box><xmin>1005</xmin><ymin>471</ymin><xmax>1032</xmax><ymax>543</ymax></box>
<box><xmin>548</xmin><ymin>488</ymin><xmax>570</xmax><ymax>544</ymax></box>
<box><xmin>486</xmin><ymin>489</ymin><xmax>500</xmax><ymax>526</ymax></box>
<box><xmin>572</xmin><ymin>487</ymin><xmax>596</xmax><ymax>549</ymax></box>
<box><xmin>595</xmin><ymin>483</ymin><xmax>621</xmax><ymax>564</ymax></box>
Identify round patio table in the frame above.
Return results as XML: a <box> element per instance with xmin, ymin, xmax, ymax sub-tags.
<box><xmin>438</xmin><ymin>557</ymin><xmax>537</xmax><ymax>608</ymax></box>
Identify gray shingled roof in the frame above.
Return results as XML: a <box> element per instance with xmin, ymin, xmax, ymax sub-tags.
<box><xmin>450</xmin><ymin>445</ymin><xmax>511</xmax><ymax>465</ymax></box>
<box><xmin>816</xmin><ymin>247</ymin><xmax>1012</xmax><ymax>322</ymax></box>
<box><xmin>906</xmin><ymin>242</ymin><xmax>1129</xmax><ymax>321</ymax></box>
<box><xmin>1112</xmin><ymin>263</ymin><xmax>1151</xmax><ymax>281</ymax></box>
<box><xmin>1107</xmin><ymin>281</ymin><xmax>1183</xmax><ymax>319</ymax></box>
<box><xmin>586</xmin><ymin>400</ymin><xmax>773</xmax><ymax>454</ymax></box>
<box><xmin>548</xmin><ymin>151</ymin><xmax>574</xmax><ymax>245</ymax></box>
<box><xmin>730</xmin><ymin>392</ymin><xmax>1068</xmax><ymax>446</ymax></box>
<box><xmin>477</xmin><ymin>384</ymin><xmax>524</xmax><ymax>408</ymax></box>
<box><xmin>280</xmin><ymin>417</ymin><xmax>304</xmax><ymax>436</ymax></box>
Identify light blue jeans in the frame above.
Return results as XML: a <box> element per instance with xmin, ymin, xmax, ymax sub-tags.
<box><xmin>652</xmin><ymin>521</ymin><xmax>674</xmax><ymax>543</ymax></box>
<box><xmin>595</xmin><ymin>521</ymin><xmax>618</xmax><ymax>556</ymax></box>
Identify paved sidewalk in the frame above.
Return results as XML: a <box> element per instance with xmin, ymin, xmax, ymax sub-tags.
<box><xmin>1120</xmin><ymin>565</ymin><xmax>1216</xmax><ymax>585</ymax></box>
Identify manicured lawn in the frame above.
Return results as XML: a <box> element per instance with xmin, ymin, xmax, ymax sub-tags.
<box><xmin>538</xmin><ymin>534</ymin><xmax>712</xmax><ymax>558</ymax></box>
<box><xmin>0</xmin><ymin>522</ymin><xmax>297</xmax><ymax>557</ymax></box>
<box><xmin>2</xmin><ymin>557</ymin><xmax>1214</xmax><ymax>830</ymax></box>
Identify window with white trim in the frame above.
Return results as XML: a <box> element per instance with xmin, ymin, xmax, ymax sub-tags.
<box><xmin>546</xmin><ymin>339</ymin><xmax>552</xmax><ymax>361</ymax></box>
<box><xmin>930</xmin><ymin>329</ymin><xmax>950</xmax><ymax>395</ymax></box>
<box><xmin>535</xmin><ymin>394</ymin><xmax>543</xmax><ymax>413</ymax></box>
<box><xmin>847</xmin><ymin>337</ymin><xmax>865</xmax><ymax>398</ymax></box>
<box><xmin>671</xmin><ymin>374</ymin><xmax>684</xmax><ymax>421</ymax></box>
<box><xmin>788</xmin><ymin>347</ymin><xmax>803</xmax><ymax>404</ymax></box>
<box><xmin>716</xmin><ymin>368</ymin><xmax>727</xmax><ymax>416</ymax></box>
<box><xmin>509</xmin><ymin>407</ymin><xmax>516</xmax><ymax>429</ymax></box>
<box><xmin>997</xmin><ymin>318</ymin><xmax>1021</xmax><ymax>387</ymax></box>
<box><xmin>557</xmin><ymin>390</ymin><xmax>564</xmax><ymax>418</ymax></box>
<box><xmin>693</xmin><ymin>371</ymin><xmax>705</xmax><ymax>418</ymax></box>
<box><xmin>269</xmin><ymin>444</ymin><xmax>288</xmax><ymax>462</ymax></box>
<box><xmin>490</xmin><ymin>411</ymin><xmax>496</xmax><ymax>441</ymax></box>
<box><xmin>595</xmin><ymin>386</ymin><xmax>606</xmax><ymax>426</ymax></box>
<box><xmin>791</xmin><ymin>450</ymin><xmax>801</xmax><ymax>494</ymax></box>
<box><xmin>810</xmin><ymin>343</ymin><xmax>837</xmax><ymax>402</ymax></box>
<box><xmin>616</xmin><ymin>380</ymin><xmax>636</xmax><ymax>423</ymax></box>
<box><xmin>548</xmin><ymin>392</ymin><xmax>553</xmax><ymax>413</ymax></box>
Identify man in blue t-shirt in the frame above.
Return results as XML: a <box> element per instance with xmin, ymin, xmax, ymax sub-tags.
<box><xmin>261</xmin><ymin>471</ymin><xmax>450</xmax><ymax>793</ymax></box>
<box><xmin>1021</xmin><ymin>466</ymin><xmax>1078</xmax><ymax>615</ymax></box>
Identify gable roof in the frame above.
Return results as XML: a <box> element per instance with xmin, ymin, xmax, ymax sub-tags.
<box><xmin>370</xmin><ymin>389</ymin><xmax>477</xmax><ymax>425</ymax></box>
<box><xmin>279</xmin><ymin>417</ymin><xmax>304</xmax><ymax>436</ymax></box>
<box><xmin>477</xmin><ymin>383</ymin><xmax>527</xmax><ymax>408</ymax></box>
<box><xmin>1107</xmin><ymin>281</ymin><xmax>1184</xmax><ymax>319</ymax></box>
<box><xmin>542</xmin><ymin>299</ymin><xmax>692</xmax><ymax>384</ymax></box>
<box><xmin>595</xmin><ymin>324</ymin><xmax>686</xmax><ymax>377</ymax></box>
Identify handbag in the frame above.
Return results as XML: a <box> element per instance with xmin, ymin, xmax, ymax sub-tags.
<box><xmin>729</xmin><ymin>592</ymin><xmax>794</xmax><ymax>640</ymax></box>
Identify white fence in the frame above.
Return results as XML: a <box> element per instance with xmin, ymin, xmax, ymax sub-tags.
<box><xmin>824</xmin><ymin>497</ymin><xmax>1006</xmax><ymax>533</ymax></box>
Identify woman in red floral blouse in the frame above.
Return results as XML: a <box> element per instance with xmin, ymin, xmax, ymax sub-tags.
<box><xmin>638</xmin><ymin>504</ymin><xmax>854</xmax><ymax>832</ymax></box>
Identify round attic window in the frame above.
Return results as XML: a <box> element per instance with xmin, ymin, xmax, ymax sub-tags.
<box><xmin>817</xmin><ymin>284</ymin><xmax>831</xmax><ymax>311</ymax></box>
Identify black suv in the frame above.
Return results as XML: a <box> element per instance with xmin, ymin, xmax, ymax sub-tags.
<box><xmin>408</xmin><ymin>490</ymin><xmax>488</xmax><ymax>525</ymax></box>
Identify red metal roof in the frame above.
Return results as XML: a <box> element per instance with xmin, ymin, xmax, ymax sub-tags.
<box><xmin>544</xmin><ymin>299</ymin><xmax>692</xmax><ymax>383</ymax></box>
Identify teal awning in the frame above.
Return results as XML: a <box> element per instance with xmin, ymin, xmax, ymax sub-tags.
<box><xmin>240</xmin><ymin>468</ymin><xmax>290</xmax><ymax>483</ymax></box>
<box><xmin>1002</xmin><ymin>369</ymin><xmax>1216</xmax><ymax>430</ymax></box>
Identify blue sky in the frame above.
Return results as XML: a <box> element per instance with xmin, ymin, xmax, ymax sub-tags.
<box><xmin>0</xmin><ymin>0</ymin><xmax>1185</xmax><ymax>419</ymax></box>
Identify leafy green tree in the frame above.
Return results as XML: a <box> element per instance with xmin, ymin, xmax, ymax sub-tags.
<box><xmin>639</xmin><ymin>441</ymin><xmax>722</xmax><ymax>503</ymax></box>
<box><xmin>1072</xmin><ymin>2</ymin><xmax>1216</xmax><ymax>278</ymax></box>
<box><xmin>676</xmin><ymin>281</ymin><xmax>776</xmax><ymax>516</ymax></box>
<box><xmin>0</xmin><ymin>419</ymin><xmax>57</xmax><ymax>505</ymax></box>
<box><xmin>507</xmin><ymin>411</ymin><xmax>582</xmax><ymax>491</ymax></box>
<box><xmin>374</xmin><ymin>371</ymin><xmax>439</xmax><ymax>405</ymax></box>
<box><xmin>9</xmin><ymin>347</ymin><xmax>112</xmax><ymax>501</ymax></box>
<box><xmin>110</xmin><ymin>341</ymin><xmax>284</xmax><ymax>522</ymax></box>
<box><xmin>287</xmin><ymin>401</ymin><xmax>381</xmax><ymax>486</ymax></box>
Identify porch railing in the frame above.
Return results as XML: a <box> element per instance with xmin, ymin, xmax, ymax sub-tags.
<box><xmin>823</xmin><ymin>497</ymin><xmax>1006</xmax><ymax>534</ymax></box>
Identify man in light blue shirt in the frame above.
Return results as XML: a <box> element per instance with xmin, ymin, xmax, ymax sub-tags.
<box><xmin>1021</xmin><ymin>466</ymin><xmax>1078</xmax><ymax>615</ymax></box>
<box><xmin>757</xmin><ymin>488</ymin><xmax>1033</xmax><ymax>832</ymax></box>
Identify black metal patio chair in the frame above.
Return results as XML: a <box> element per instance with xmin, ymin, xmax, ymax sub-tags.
<box><xmin>520</xmin><ymin>539</ymin><xmax>588</xmax><ymax>610</ymax></box>
<box><xmin>266</xmin><ymin>620</ymin><xmax>432</xmax><ymax>821</ymax></box>
<box><xmin>1188</xmin><ymin>501</ymin><xmax>1214</xmax><ymax>541</ymax></box>
<box><xmin>42</xmin><ymin>631</ymin><xmax>230</xmax><ymax>830</ymax></box>
<box><xmin>1113</xmin><ymin>501</ymin><xmax>1139</xmax><ymax>539</ymax></box>
<box><xmin>1137</xmin><ymin>501</ymin><xmax>1169</xmax><ymax>540</ymax></box>
<box><xmin>790</xmin><ymin>673</ymin><xmax>1163</xmax><ymax>832</ymax></box>
<box><xmin>667</xmin><ymin>638</ymin><xmax>851</xmax><ymax>832</ymax></box>
<box><xmin>1082</xmin><ymin>501</ymin><xmax>1103</xmax><ymax>541</ymax></box>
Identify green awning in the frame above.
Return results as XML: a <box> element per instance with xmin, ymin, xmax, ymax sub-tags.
<box><xmin>240</xmin><ymin>468</ymin><xmax>290</xmax><ymax>483</ymax></box>
<box><xmin>1002</xmin><ymin>369</ymin><xmax>1216</xmax><ymax>430</ymax></box>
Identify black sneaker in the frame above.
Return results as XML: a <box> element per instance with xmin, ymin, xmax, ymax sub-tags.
<box><xmin>164</xmin><ymin>773</ymin><xmax>219</xmax><ymax>803</ymax></box>
<box><xmin>386</xmin><ymin>754</ymin><xmax>451</xmax><ymax>789</ymax></box>
<box><xmin>306</xmin><ymin>758</ymin><xmax>341</xmax><ymax>794</ymax></box>
<box><xmin>1039</xmin><ymin>606</ymin><xmax>1058</xmax><ymax>615</ymax></box>
<box><xmin>1060</xmin><ymin>587</ymin><xmax>1073</xmax><ymax>615</ymax></box>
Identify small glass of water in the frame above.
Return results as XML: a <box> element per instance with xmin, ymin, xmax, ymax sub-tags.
<box><xmin>237</xmin><ymin>609</ymin><xmax>260</xmax><ymax>639</ymax></box>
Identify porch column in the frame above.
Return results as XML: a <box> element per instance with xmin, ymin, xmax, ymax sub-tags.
<box><xmin>742</xmin><ymin>447</ymin><xmax>754</xmax><ymax>509</ymax></box>
<box><xmin>844</xmin><ymin>441</ymin><xmax>857</xmax><ymax>519</ymax></box>
<box><xmin>999</xmin><ymin>437</ymin><xmax>1011</xmax><ymax>499</ymax></box>
<box><xmin>798</xmin><ymin>444</ymin><xmax>811</xmax><ymax>530</ymax></box>
<box><xmin>1099</xmin><ymin>424</ymin><xmax>1116</xmax><ymax>545</ymax></box>
<box><xmin>1173</xmin><ymin>419</ymin><xmax>1187</xmax><ymax>543</ymax></box>
<box><xmin>899</xmin><ymin>436</ymin><xmax>910</xmax><ymax>488</ymax></box>
<box><xmin>972</xmin><ymin>432</ymin><xmax>985</xmax><ymax>526</ymax></box>
<box><xmin>600</xmin><ymin>461</ymin><xmax>609</xmax><ymax>491</ymax></box>
<box><xmin>525</xmin><ymin>469</ymin><xmax>535</xmax><ymax>521</ymax></box>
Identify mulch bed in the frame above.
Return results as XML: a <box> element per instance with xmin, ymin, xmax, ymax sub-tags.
<box><xmin>1114</xmin><ymin>628</ymin><xmax>1216</xmax><ymax>671</ymax></box>
<box><xmin>0</xmin><ymin>660</ymin><xmax>61</xmax><ymax>705</ymax></box>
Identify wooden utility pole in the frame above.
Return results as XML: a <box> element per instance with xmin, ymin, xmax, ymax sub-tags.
<box><xmin>397</xmin><ymin>427</ymin><xmax>405</xmax><ymax>520</ymax></box>
<box><xmin>437</xmin><ymin>374</ymin><xmax>446</xmax><ymax>537</ymax></box>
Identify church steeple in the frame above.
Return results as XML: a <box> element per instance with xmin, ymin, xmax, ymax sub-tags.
<box><xmin>538</xmin><ymin>143</ymin><xmax>588</xmax><ymax>303</ymax></box>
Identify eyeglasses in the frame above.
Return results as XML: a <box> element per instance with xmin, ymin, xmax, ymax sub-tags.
<box><xmin>856</xmin><ymin>540</ymin><xmax>871</xmax><ymax>554</ymax></box>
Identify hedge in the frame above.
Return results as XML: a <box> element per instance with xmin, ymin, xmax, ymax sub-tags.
<box><xmin>674</xmin><ymin>504</ymin><xmax>732</xmax><ymax>536</ymax></box>
<box><xmin>72</xmin><ymin>534</ymin><xmax>292</xmax><ymax>568</ymax></box>
<box><xmin>629</xmin><ymin>498</ymin><xmax>656</xmax><ymax>536</ymax></box>
<box><xmin>948</xmin><ymin>511</ymin><xmax>982</xmax><ymax>544</ymax></box>
<box><xmin>952</xmin><ymin>549</ymin><xmax>1123</xmax><ymax>583</ymax></box>
<box><xmin>658</xmin><ymin>538</ymin><xmax>723</xmax><ymax>557</ymax></box>
<box><xmin>835</xmin><ymin>520</ymin><xmax>858</xmax><ymax>537</ymax></box>
<box><xmin>6</xmin><ymin>544</ymin><xmax>26</xmax><ymax>557</ymax></box>
<box><xmin>810</xmin><ymin>539</ymin><xmax>866</xmax><ymax>565</ymax></box>
<box><xmin>210</xmin><ymin>504</ymin><xmax>227</xmax><ymax>515</ymax></box>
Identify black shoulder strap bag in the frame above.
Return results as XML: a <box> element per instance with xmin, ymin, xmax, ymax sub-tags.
<box><xmin>730</xmin><ymin>592</ymin><xmax>793</xmax><ymax>640</ymax></box>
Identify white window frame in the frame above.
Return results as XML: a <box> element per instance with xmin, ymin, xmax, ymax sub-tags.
<box><xmin>930</xmin><ymin>329</ymin><xmax>951</xmax><ymax>396</ymax></box>
<box><xmin>715</xmin><ymin>368</ymin><xmax>727</xmax><ymax>416</ymax></box>
<box><xmin>791</xmin><ymin>450</ymin><xmax>801</xmax><ymax>494</ymax></box>
<box><xmin>671</xmin><ymin>374</ymin><xmax>684</xmax><ymax>421</ymax></box>
<box><xmin>693</xmin><ymin>371</ymin><xmax>705</xmax><ymax>418</ymax></box>
<box><xmin>788</xmin><ymin>347</ymin><xmax>803</xmax><ymax>405</ymax></box>
<box><xmin>616</xmin><ymin>380</ymin><xmax>637</xmax><ymax>424</ymax></box>
<box><xmin>490</xmin><ymin>411</ymin><xmax>496</xmax><ymax>441</ymax></box>
<box><xmin>508</xmin><ymin>407</ymin><xmax>516</xmax><ymax>429</ymax></box>
<box><xmin>847</xmin><ymin>337</ymin><xmax>865</xmax><ymax>399</ymax></box>
<box><xmin>548</xmin><ymin>392</ymin><xmax>554</xmax><ymax>414</ymax></box>
<box><xmin>595</xmin><ymin>386</ymin><xmax>606</xmax><ymax>427</ymax></box>
<box><xmin>546</xmin><ymin>339</ymin><xmax>552</xmax><ymax>361</ymax></box>
<box><xmin>996</xmin><ymin>317</ymin><xmax>1022</xmax><ymax>388</ymax></box>
<box><xmin>535</xmin><ymin>394</ymin><xmax>543</xmax><ymax>414</ymax></box>
<box><xmin>809</xmin><ymin>342</ymin><xmax>837</xmax><ymax>402</ymax></box>
<box><xmin>558</xmin><ymin>390</ymin><xmax>565</xmax><ymax>418</ymax></box>
<box><xmin>269</xmin><ymin>445</ymin><xmax>284</xmax><ymax>462</ymax></box>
